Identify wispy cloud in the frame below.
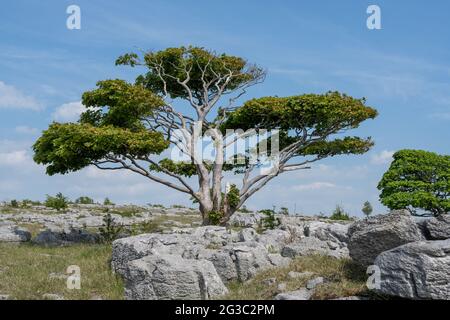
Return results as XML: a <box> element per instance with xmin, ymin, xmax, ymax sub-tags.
<box><xmin>0</xmin><ymin>81</ymin><xmax>42</xmax><ymax>110</ymax></box>
<box><xmin>293</xmin><ymin>182</ymin><xmax>336</xmax><ymax>191</ymax></box>
<box><xmin>15</xmin><ymin>126</ymin><xmax>39</xmax><ymax>135</ymax></box>
<box><xmin>371</xmin><ymin>150</ymin><xmax>394</xmax><ymax>165</ymax></box>
<box><xmin>52</xmin><ymin>101</ymin><xmax>84</xmax><ymax>122</ymax></box>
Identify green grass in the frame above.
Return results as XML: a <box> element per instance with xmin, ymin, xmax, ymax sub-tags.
<box><xmin>222</xmin><ymin>255</ymin><xmax>373</xmax><ymax>300</ymax></box>
<box><xmin>0</xmin><ymin>243</ymin><xmax>124</xmax><ymax>300</ymax></box>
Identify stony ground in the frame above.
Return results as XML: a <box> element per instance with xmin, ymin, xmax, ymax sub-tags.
<box><xmin>0</xmin><ymin>203</ymin><xmax>363</xmax><ymax>300</ymax></box>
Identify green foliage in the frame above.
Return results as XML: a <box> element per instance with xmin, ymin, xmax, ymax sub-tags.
<box><xmin>99</xmin><ymin>213</ymin><xmax>123</xmax><ymax>243</ymax></box>
<box><xmin>227</xmin><ymin>184</ymin><xmax>240</xmax><ymax>210</ymax></box>
<box><xmin>9</xmin><ymin>200</ymin><xmax>19</xmax><ymax>208</ymax></box>
<box><xmin>81</xmin><ymin>79</ymin><xmax>164</xmax><ymax>129</ymax></box>
<box><xmin>378</xmin><ymin>150</ymin><xmax>450</xmax><ymax>216</ymax></box>
<box><xmin>149</xmin><ymin>159</ymin><xmax>198</xmax><ymax>177</ymax></box>
<box><xmin>75</xmin><ymin>196</ymin><xmax>95</xmax><ymax>205</ymax></box>
<box><xmin>260</xmin><ymin>209</ymin><xmax>280</xmax><ymax>230</ymax></box>
<box><xmin>362</xmin><ymin>201</ymin><xmax>373</xmax><ymax>218</ymax></box>
<box><xmin>33</xmin><ymin>123</ymin><xmax>168</xmax><ymax>176</ymax></box>
<box><xmin>208</xmin><ymin>210</ymin><xmax>223</xmax><ymax>225</ymax></box>
<box><xmin>223</xmin><ymin>92</ymin><xmax>377</xmax><ymax>158</ymax></box>
<box><xmin>329</xmin><ymin>205</ymin><xmax>351</xmax><ymax>221</ymax></box>
<box><xmin>279</xmin><ymin>207</ymin><xmax>289</xmax><ymax>215</ymax></box>
<box><xmin>116</xmin><ymin>46</ymin><xmax>265</xmax><ymax>100</ymax></box>
<box><xmin>44</xmin><ymin>193</ymin><xmax>69</xmax><ymax>211</ymax></box>
<box><xmin>103</xmin><ymin>198</ymin><xmax>114</xmax><ymax>206</ymax></box>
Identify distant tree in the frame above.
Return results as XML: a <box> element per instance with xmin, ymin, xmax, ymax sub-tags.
<box><xmin>378</xmin><ymin>149</ymin><xmax>449</xmax><ymax>216</ymax></box>
<box><xmin>103</xmin><ymin>198</ymin><xmax>115</xmax><ymax>206</ymax></box>
<box><xmin>75</xmin><ymin>196</ymin><xmax>95</xmax><ymax>204</ymax></box>
<box><xmin>10</xmin><ymin>200</ymin><xmax>19</xmax><ymax>208</ymax></box>
<box><xmin>329</xmin><ymin>205</ymin><xmax>351</xmax><ymax>221</ymax></box>
<box><xmin>45</xmin><ymin>193</ymin><xmax>69</xmax><ymax>211</ymax></box>
<box><xmin>362</xmin><ymin>201</ymin><xmax>373</xmax><ymax>218</ymax></box>
<box><xmin>33</xmin><ymin>46</ymin><xmax>377</xmax><ymax>225</ymax></box>
<box><xmin>279</xmin><ymin>207</ymin><xmax>289</xmax><ymax>215</ymax></box>
<box><xmin>260</xmin><ymin>208</ymin><xmax>280</xmax><ymax>230</ymax></box>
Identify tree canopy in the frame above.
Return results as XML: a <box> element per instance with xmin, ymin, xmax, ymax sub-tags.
<box><xmin>33</xmin><ymin>46</ymin><xmax>378</xmax><ymax>225</ymax></box>
<box><xmin>378</xmin><ymin>149</ymin><xmax>450</xmax><ymax>216</ymax></box>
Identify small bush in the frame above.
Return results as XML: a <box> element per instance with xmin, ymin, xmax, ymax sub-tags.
<box><xmin>279</xmin><ymin>207</ymin><xmax>289</xmax><ymax>215</ymax></box>
<box><xmin>362</xmin><ymin>201</ymin><xmax>373</xmax><ymax>218</ymax></box>
<box><xmin>329</xmin><ymin>205</ymin><xmax>351</xmax><ymax>221</ymax></box>
<box><xmin>10</xmin><ymin>200</ymin><xmax>19</xmax><ymax>208</ymax></box>
<box><xmin>260</xmin><ymin>209</ymin><xmax>280</xmax><ymax>230</ymax></box>
<box><xmin>44</xmin><ymin>193</ymin><xmax>69</xmax><ymax>211</ymax></box>
<box><xmin>99</xmin><ymin>213</ymin><xmax>123</xmax><ymax>243</ymax></box>
<box><xmin>208</xmin><ymin>210</ymin><xmax>223</xmax><ymax>225</ymax></box>
<box><xmin>75</xmin><ymin>196</ymin><xmax>95</xmax><ymax>205</ymax></box>
<box><xmin>227</xmin><ymin>184</ymin><xmax>240</xmax><ymax>210</ymax></box>
<box><xmin>103</xmin><ymin>198</ymin><xmax>114</xmax><ymax>206</ymax></box>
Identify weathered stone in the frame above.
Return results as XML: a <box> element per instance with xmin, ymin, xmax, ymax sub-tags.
<box><xmin>287</xmin><ymin>271</ymin><xmax>314</xmax><ymax>279</ymax></box>
<box><xmin>306</xmin><ymin>277</ymin><xmax>324</xmax><ymax>290</ymax></box>
<box><xmin>0</xmin><ymin>225</ymin><xmax>31</xmax><ymax>243</ymax></box>
<box><xmin>424</xmin><ymin>215</ymin><xmax>450</xmax><ymax>240</ymax></box>
<box><xmin>308</xmin><ymin>221</ymin><xmax>350</xmax><ymax>245</ymax></box>
<box><xmin>274</xmin><ymin>288</ymin><xmax>312</xmax><ymax>300</ymax></box>
<box><xmin>348</xmin><ymin>210</ymin><xmax>425</xmax><ymax>267</ymax></box>
<box><xmin>374</xmin><ymin>239</ymin><xmax>450</xmax><ymax>300</ymax></box>
<box><xmin>281</xmin><ymin>237</ymin><xmax>348</xmax><ymax>259</ymax></box>
<box><xmin>257</xmin><ymin>229</ymin><xmax>292</xmax><ymax>252</ymax></box>
<box><xmin>0</xmin><ymin>294</ymin><xmax>11</xmax><ymax>300</ymax></box>
<box><xmin>277</xmin><ymin>283</ymin><xmax>287</xmax><ymax>292</ymax></box>
<box><xmin>123</xmin><ymin>254</ymin><xmax>228</xmax><ymax>300</ymax></box>
<box><xmin>238</xmin><ymin>228</ymin><xmax>258</xmax><ymax>242</ymax></box>
<box><xmin>227</xmin><ymin>212</ymin><xmax>263</xmax><ymax>228</ymax></box>
<box><xmin>262</xmin><ymin>277</ymin><xmax>277</xmax><ymax>286</ymax></box>
<box><xmin>33</xmin><ymin>228</ymin><xmax>99</xmax><ymax>246</ymax></box>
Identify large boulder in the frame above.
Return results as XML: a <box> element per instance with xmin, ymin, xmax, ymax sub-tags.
<box><xmin>281</xmin><ymin>236</ymin><xmax>349</xmax><ymax>259</ymax></box>
<box><xmin>227</xmin><ymin>212</ymin><xmax>263</xmax><ymax>228</ymax></box>
<box><xmin>348</xmin><ymin>210</ymin><xmax>424</xmax><ymax>267</ymax></box>
<box><xmin>307</xmin><ymin>221</ymin><xmax>350</xmax><ymax>245</ymax></box>
<box><xmin>122</xmin><ymin>254</ymin><xmax>228</xmax><ymax>300</ymax></box>
<box><xmin>0</xmin><ymin>225</ymin><xmax>31</xmax><ymax>243</ymax></box>
<box><xmin>32</xmin><ymin>228</ymin><xmax>98</xmax><ymax>246</ymax></box>
<box><xmin>424</xmin><ymin>215</ymin><xmax>450</xmax><ymax>240</ymax></box>
<box><xmin>111</xmin><ymin>226</ymin><xmax>233</xmax><ymax>275</ymax></box>
<box><xmin>374</xmin><ymin>240</ymin><xmax>450</xmax><ymax>300</ymax></box>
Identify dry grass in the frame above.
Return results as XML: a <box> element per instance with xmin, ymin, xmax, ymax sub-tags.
<box><xmin>223</xmin><ymin>255</ymin><xmax>372</xmax><ymax>300</ymax></box>
<box><xmin>0</xmin><ymin>243</ymin><xmax>123</xmax><ymax>300</ymax></box>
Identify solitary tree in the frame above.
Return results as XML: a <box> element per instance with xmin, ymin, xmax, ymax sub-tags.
<box><xmin>362</xmin><ymin>201</ymin><xmax>373</xmax><ymax>218</ymax></box>
<box><xmin>378</xmin><ymin>149</ymin><xmax>450</xmax><ymax>216</ymax></box>
<box><xmin>33</xmin><ymin>46</ymin><xmax>377</xmax><ymax>225</ymax></box>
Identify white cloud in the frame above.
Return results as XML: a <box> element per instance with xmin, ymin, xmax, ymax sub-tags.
<box><xmin>0</xmin><ymin>81</ymin><xmax>41</xmax><ymax>110</ymax></box>
<box><xmin>15</xmin><ymin>125</ymin><xmax>39</xmax><ymax>135</ymax></box>
<box><xmin>371</xmin><ymin>150</ymin><xmax>395</xmax><ymax>165</ymax></box>
<box><xmin>293</xmin><ymin>182</ymin><xmax>336</xmax><ymax>191</ymax></box>
<box><xmin>0</xmin><ymin>150</ymin><xmax>29</xmax><ymax>166</ymax></box>
<box><xmin>52</xmin><ymin>101</ymin><xmax>85</xmax><ymax>122</ymax></box>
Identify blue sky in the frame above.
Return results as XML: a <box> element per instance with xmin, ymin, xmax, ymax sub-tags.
<box><xmin>0</xmin><ymin>0</ymin><xmax>449</xmax><ymax>216</ymax></box>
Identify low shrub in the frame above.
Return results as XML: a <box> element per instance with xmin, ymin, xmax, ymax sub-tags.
<box><xmin>329</xmin><ymin>205</ymin><xmax>351</xmax><ymax>221</ymax></box>
<box><xmin>44</xmin><ymin>193</ymin><xmax>69</xmax><ymax>211</ymax></box>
